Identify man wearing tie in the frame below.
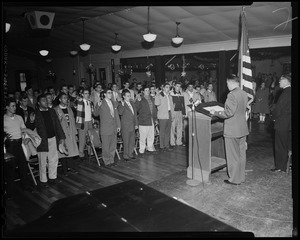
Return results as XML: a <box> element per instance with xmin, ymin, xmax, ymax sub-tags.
<box><xmin>94</xmin><ymin>88</ymin><xmax>121</xmax><ymax>166</ymax></box>
<box><xmin>118</xmin><ymin>89</ymin><xmax>138</xmax><ymax>161</ymax></box>
<box><xmin>76</xmin><ymin>89</ymin><xmax>94</xmax><ymax>159</ymax></box>
<box><xmin>210</xmin><ymin>74</ymin><xmax>249</xmax><ymax>185</ymax></box>
<box><xmin>271</xmin><ymin>73</ymin><xmax>291</xmax><ymax>172</ymax></box>
<box><xmin>155</xmin><ymin>83</ymin><xmax>175</xmax><ymax>151</ymax></box>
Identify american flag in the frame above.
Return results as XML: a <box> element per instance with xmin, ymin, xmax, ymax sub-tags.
<box><xmin>238</xmin><ymin>7</ymin><xmax>254</xmax><ymax>120</ymax></box>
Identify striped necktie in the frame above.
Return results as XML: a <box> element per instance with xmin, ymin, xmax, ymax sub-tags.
<box><xmin>108</xmin><ymin>100</ymin><xmax>114</xmax><ymax>117</ymax></box>
<box><xmin>126</xmin><ymin>101</ymin><xmax>134</xmax><ymax>114</ymax></box>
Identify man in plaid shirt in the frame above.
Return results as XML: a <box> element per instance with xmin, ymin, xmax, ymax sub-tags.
<box><xmin>76</xmin><ymin>89</ymin><xmax>94</xmax><ymax>159</ymax></box>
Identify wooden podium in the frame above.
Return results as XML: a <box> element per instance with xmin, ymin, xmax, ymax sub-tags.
<box><xmin>187</xmin><ymin>104</ymin><xmax>226</xmax><ymax>183</ymax></box>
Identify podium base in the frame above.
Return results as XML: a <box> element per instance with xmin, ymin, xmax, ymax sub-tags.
<box><xmin>186</xmin><ymin>179</ymin><xmax>201</xmax><ymax>186</ymax></box>
<box><xmin>187</xmin><ymin>166</ymin><xmax>210</xmax><ymax>183</ymax></box>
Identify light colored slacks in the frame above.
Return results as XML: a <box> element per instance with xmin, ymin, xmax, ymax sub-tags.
<box><xmin>170</xmin><ymin>111</ymin><xmax>183</xmax><ymax>146</ymax></box>
<box><xmin>139</xmin><ymin>124</ymin><xmax>155</xmax><ymax>153</ymax></box>
<box><xmin>224</xmin><ymin>136</ymin><xmax>247</xmax><ymax>184</ymax></box>
<box><xmin>38</xmin><ymin>136</ymin><xmax>59</xmax><ymax>183</ymax></box>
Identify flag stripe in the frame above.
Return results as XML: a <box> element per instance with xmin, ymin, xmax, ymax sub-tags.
<box><xmin>243</xmin><ymin>86</ymin><xmax>254</xmax><ymax>95</ymax></box>
<box><xmin>238</xmin><ymin>7</ymin><xmax>254</xmax><ymax>121</ymax></box>
<box><xmin>243</xmin><ymin>74</ymin><xmax>253</xmax><ymax>83</ymax></box>
<box><xmin>241</xmin><ymin>78</ymin><xmax>253</xmax><ymax>89</ymax></box>
<box><xmin>242</xmin><ymin>55</ymin><xmax>251</xmax><ymax>63</ymax></box>
<box><xmin>242</xmin><ymin>67</ymin><xmax>252</xmax><ymax>77</ymax></box>
<box><xmin>243</xmin><ymin>61</ymin><xmax>252</xmax><ymax>71</ymax></box>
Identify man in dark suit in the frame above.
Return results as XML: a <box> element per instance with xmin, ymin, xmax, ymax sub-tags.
<box><xmin>118</xmin><ymin>89</ymin><xmax>138</xmax><ymax>161</ymax></box>
<box><xmin>210</xmin><ymin>74</ymin><xmax>249</xmax><ymax>185</ymax></box>
<box><xmin>16</xmin><ymin>94</ymin><xmax>35</xmax><ymax>130</ymax></box>
<box><xmin>94</xmin><ymin>88</ymin><xmax>121</xmax><ymax>166</ymax></box>
<box><xmin>270</xmin><ymin>73</ymin><xmax>291</xmax><ymax>172</ymax></box>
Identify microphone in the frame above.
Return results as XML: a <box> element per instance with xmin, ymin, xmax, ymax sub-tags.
<box><xmin>191</xmin><ymin>99</ymin><xmax>201</xmax><ymax>111</ymax></box>
<box><xmin>193</xmin><ymin>99</ymin><xmax>201</xmax><ymax>107</ymax></box>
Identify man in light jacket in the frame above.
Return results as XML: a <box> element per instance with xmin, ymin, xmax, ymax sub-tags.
<box><xmin>54</xmin><ymin>92</ymin><xmax>79</xmax><ymax>176</ymax></box>
<box><xmin>210</xmin><ymin>74</ymin><xmax>249</xmax><ymax>185</ymax></box>
<box><xmin>155</xmin><ymin>83</ymin><xmax>174</xmax><ymax>151</ymax></box>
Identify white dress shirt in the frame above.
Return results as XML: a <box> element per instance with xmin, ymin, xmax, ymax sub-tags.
<box><xmin>83</xmin><ymin>99</ymin><xmax>92</xmax><ymax>121</ymax></box>
<box><xmin>105</xmin><ymin>99</ymin><xmax>114</xmax><ymax>117</ymax></box>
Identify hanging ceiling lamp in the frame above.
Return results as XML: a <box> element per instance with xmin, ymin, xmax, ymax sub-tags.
<box><xmin>80</xmin><ymin>17</ymin><xmax>90</xmax><ymax>51</ymax></box>
<box><xmin>40</xmin><ymin>50</ymin><xmax>49</xmax><ymax>56</ymax></box>
<box><xmin>5</xmin><ymin>10</ymin><xmax>11</xmax><ymax>33</ymax></box>
<box><xmin>111</xmin><ymin>33</ymin><xmax>121</xmax><ymax>52</ymax></box>
<box><xmin>172</xmin><ymin>22</ymin><xmax>184</xmax><ymax>45</ymax></box>
<box><xmin>39</xmin><ymin>38</ymin><xmax>49</xmax><ymax>56</ymax></box>
<box><xmin>70</xmin><ymin>40</ymin><xmax>78</xmax><ymax>56</ymax></box>
<box><xmin>143</xmin><ymin>6</ymin><xmax>157</xmax><ymax>42</ymax></box>
<box><xmin>6</xmin><ymin>23</ymin><xmax>11</xmax><ymax>33</ymax></box>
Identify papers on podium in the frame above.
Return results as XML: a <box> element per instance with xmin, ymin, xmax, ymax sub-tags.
<box><xmin>193</xmin><ymin>101</ymin><xmax>224</xmax><ymax>119</ymax></box>
<box><xmin>203</xmin><ymin>105</ymin><xmax>224</xmax><ymax>112</ymax></box>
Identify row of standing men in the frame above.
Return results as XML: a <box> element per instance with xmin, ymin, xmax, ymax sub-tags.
<box><xmin>4</xmin><ymin>81</ymin><xmax>215</xmax><ymax>193</ymax></box>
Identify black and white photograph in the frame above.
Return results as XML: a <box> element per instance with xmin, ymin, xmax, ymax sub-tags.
<box><xmin>2</xmin><ymin>2</ymin><xmax>297</xmax><ymax>238</ymax></box>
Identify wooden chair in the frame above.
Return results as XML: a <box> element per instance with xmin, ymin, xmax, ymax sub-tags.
<box><xmin>135</xmin><ymin>129</ymin><xmax>140</xmax><ymax>150</ymax></box>
<box><xmin>24</xmin><ymin>149</ymin><xmax>62</xmax><ymax>186</ymax></box>
<box><xmin>87</xmin><ymin>129</ymin><xmax>104</xmax><ymax>167</ymax></box>
<box><xmin>154</xmin><ymin>124</ymin><xmax>160</xmax><ymax>145</ymax></box>
<box><xmin>21</xmin><ymin>141</ymin><xmax>39</xmax><ymax>186</ymax></box>
<box><xmin>26</xmin><ymin>155</ymin><xmax>39</xmax><ymax>186</ymax></box>
<box><xmin>116</xmin><ymin>133</ymin><xmax>123</xmax><ymax>160</ymax></box>
<box><xmin>81</xmin><ymin>131</ymin><xmax>97</xmax><ymax>163</ymax></box>
<box><xmin>116</xmin><ymin>132</ymin><xmax>138</xmax><ymax>160</ymax></box>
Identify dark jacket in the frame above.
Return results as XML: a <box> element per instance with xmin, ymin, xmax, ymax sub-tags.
<box><xmin>171</xmin><ymin>94</ymin><xmax>186</xmax><ymax>115</ymax></box>
<box><xmin>135</xmin><ymin>96</ymin><xmax>157</xmax><ymax>126</ymax></box>
<box><xmin>118</xmin><ymin>100</ymin><xmax>138</xmax><ymax>132</ymax></box>
<box><xmin>16</xmin><ymin>105</ymin><xmax>35</xmax><ymax>130</ymax></box>
<box><xmin>34</xmin><ymin>108</ymin><xmax>66</xmax><ymax>152</ymax></box>
<box><xmin>93</xmin><ymin>99</ymin><xmax>121</xmax><ymax>136</ymax></box>
<box><xmin>272</xmin><ymin>86</ymin><xmax>291</xmax><ymax>131</ymax></box>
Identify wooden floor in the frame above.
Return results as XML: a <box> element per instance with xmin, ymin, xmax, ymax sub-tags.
<box><xmin>3</xmin><ymin>116</ymin><xmax>295</xmax><ymax>236</ymax></box>
<box><xmin>4</xmin><ymin>134</ymin><xmax>188</xmax><ymax>231</ymax></box>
